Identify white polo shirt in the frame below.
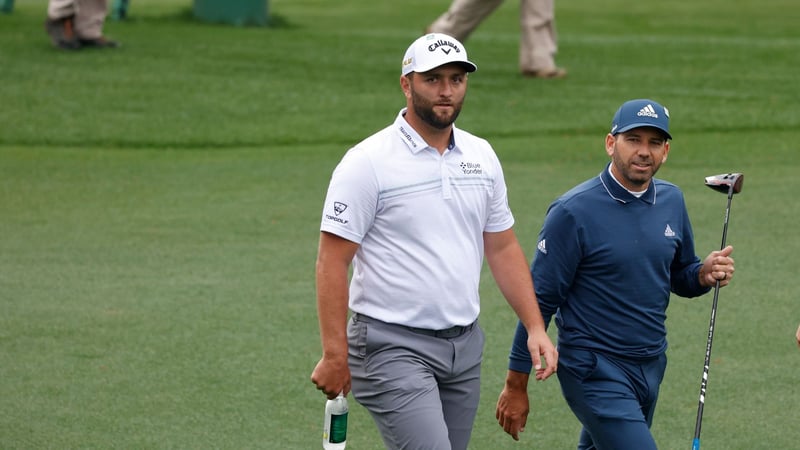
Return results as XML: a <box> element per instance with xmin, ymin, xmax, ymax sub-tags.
<box><xmin>320</xmin><ymin>109</ymin><xmax>515</xmax><ymax>329</ymax></box>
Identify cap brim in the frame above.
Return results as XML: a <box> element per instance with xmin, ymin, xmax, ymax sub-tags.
<box><xmin>615</xmin><ymin>123</ymin><xmax>672</xmax><ymax>139</ymax></box>
<box><xmin>412</xmin><ymin>61</ymin><xmax>477</xmax><ymax>74</ymax></box>
<box><xmin>458</xmin><ymin>61</ymin><xmax>477</xmax><ymax>73</ymax></box>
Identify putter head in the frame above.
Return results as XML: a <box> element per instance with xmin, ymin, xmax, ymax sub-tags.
<box><xmin>705</xmin><ymin>173</ymin><xmax>744</xmax><ymax>194</ymax></box>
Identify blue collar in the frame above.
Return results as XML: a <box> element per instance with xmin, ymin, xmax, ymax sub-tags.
<box><xmin>599</xmin><ymin>163</ymin><xmax>657</xmax><ymax>205</ymax></box>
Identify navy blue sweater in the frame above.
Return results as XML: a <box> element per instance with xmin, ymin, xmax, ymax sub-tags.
<box><xmin>509</xmin><ymin>165</ymin><xmax>710</xmax><ymax>373</ymax></box>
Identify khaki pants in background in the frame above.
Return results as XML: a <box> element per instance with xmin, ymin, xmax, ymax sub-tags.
<box><xmin>47</xmin><ymin>0</ymin><xmax>108</xmax><ymax>39</ymax></box>
<box><xmin>428</xmin><ymin>0</ymin><xmax>559</xmax><ymax>73</ymax></box>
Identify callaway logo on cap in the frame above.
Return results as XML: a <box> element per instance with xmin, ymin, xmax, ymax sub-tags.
<box><xmin>401</xmin><ymin>33</ymin><xmax>477</xmax><ymax>76</ymax></box>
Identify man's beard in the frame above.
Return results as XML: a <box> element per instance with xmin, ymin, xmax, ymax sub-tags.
<box><xmin>611</xmin><ymin>145</ymin><xmax>662</xmax><ymax>189</ymax></box>
<box><xmin>410</xmin><ymin>89</ymin><xmax>463</xmax><ymax>130</ymax></box>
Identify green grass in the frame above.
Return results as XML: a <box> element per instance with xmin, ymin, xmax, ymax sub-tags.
<box><xmin>1</xmin><ymin>0</ymin><xmax>799</xmax><ymax>448</ymax></box>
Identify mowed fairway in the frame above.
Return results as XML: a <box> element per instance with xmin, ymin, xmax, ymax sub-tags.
<box><xmin>1</xmin><ymin>0</ymin><xmax>798</xmax><ymax>448</ymax></box>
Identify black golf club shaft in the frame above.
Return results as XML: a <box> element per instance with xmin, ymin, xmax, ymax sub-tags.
<box><xmin>692</xmin><ymin>184</ymin><xmax>735</xmax><ymax>450</ymax></box>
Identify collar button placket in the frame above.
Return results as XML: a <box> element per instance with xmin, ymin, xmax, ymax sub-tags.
<box><xmin>440</xmin><ymin>155</ymin><xmax>452</xmax><ymax>200</ymax></box>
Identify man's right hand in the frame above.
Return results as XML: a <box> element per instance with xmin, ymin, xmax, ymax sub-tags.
<box><xmin>496</xmin><ymin>370</ymin><xmax>531</xmax><ymax>441</ymax></box>
<box><xmin>310</xmin><ymin>354</ymin><xmax>351</xmax><ymax>400</ymax></box>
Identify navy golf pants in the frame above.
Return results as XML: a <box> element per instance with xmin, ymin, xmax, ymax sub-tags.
<box><xmin>557</xmin><ymin>346</ymin><xmax>668</xmax><ymax>450</ymax></box>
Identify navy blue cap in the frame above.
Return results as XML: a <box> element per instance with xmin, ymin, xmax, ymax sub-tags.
<box><xmin>610</xmin><ymin>99</ymin><xmax>672</xmax><ymax>139</ymax></box>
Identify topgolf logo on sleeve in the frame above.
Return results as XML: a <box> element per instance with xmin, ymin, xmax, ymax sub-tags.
<box><xmin>325</xmin><ymin>202</ymin><xmax>349</xmax><ymax>224</ymax></box>
<box><xmin>333</xmin><ymin>202</ymin><xmax>347</xmax><ymax>216</ymax></box>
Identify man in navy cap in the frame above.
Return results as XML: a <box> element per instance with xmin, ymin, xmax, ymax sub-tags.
<box><xmin>494</xmin><ymin>99</ymin><xmax>737</xmax><ymax>449</ymax></box>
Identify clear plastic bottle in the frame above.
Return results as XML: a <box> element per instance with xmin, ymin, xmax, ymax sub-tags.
<box><xmin>322</xmin><ymin>393</ymin><xmax>348</xmax><ymax>449</ymax></box>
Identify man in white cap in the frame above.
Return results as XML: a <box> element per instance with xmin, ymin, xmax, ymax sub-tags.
<box><xmin>311</xmin><ymin>33</ymin><xmax>557</xmax><ymax>449</ymax></box>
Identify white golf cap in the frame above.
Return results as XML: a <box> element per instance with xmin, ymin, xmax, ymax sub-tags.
<box><xmin>401</xmin><ymin>33</ymin><xmax>477</xmax><ymax>76</ymax></box>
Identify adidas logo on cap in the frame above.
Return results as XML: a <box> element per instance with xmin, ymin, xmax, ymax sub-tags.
<box><xmin>637</xmin><ymin>104</ymin><xmax>659</xmax><ymax>118</ymax></box>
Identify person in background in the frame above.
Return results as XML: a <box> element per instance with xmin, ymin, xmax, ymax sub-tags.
<box><xmin>110</xmin><ymin>0</ymin><xmax>128</xmax><ymax>20</ymax></box>
<box><xmin>1</xmin><ymin>0</ymin><xmax>14</xmax><ymax>14</ymax></box>
<box><xmin>311</xmin><ymin>33</ymin><xmax>557</xmax><ymax>450</ymax></box>
<box><xmin>45</xmin><ymin>0</ymin><xmax>119</xmax><ymax>50</ymax></box>
<box><xmin>427</xmin><ymin>0</ymin><xmax>566</xmax><ymax>79</ymax></box>
<box><xmin>795</xmin><ymin>324</ymin><xmax>799</xmax><ymax>348</ymax></box>
<box><xmin>495</xmin><ymin>99</ymin><xmax>736</xmax><ymax>449</ymax></box>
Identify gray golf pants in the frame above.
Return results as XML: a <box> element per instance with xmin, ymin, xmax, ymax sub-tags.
<box><xmin>348</xmin><ymin>313</ymin><xmax>484</xmax><ymax>450</ymax></box>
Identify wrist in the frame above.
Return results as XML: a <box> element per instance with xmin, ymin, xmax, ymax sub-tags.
<box><xmin>522</xmin><ymin>318</ymin><xmax>546</xmax><ymax>336</ymax></box>
<box><xmin>505</xmin><ymin>369</ymin><xmax>530</xmax><ymax>391</ymax></box>
<box><xmin>322</xmin><ymin>344</ymin><xmax>348</xmax><ymax>360</ymax></box>
<box><xmin>698</xmin><ymin>265</ymin><xmax>711</xmax><ymax>287</ymax></box>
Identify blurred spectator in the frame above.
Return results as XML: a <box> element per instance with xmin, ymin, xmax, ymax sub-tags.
<box><xmin>427</xmin><ymin>0</ymin><xmax>566</xmax><ymax>79</ymax></box>
<box><xmin>45</xmin><ymin>0</ymin><xmax>119</xmax><ymax>50</ymax></box>
<box><xmin>796</xmin><ymin>323</ymin><xmax>799</xmax><ymax>348</ymax></box>
<box><xmin>111</xmin><ymin>0</ymin><xmax>128</xmax><ymax>20</ymax></box>
<box><xmin>1</xmin><ymin>0</ymin><xmax>14</xmax><ymax>14</ymax></box>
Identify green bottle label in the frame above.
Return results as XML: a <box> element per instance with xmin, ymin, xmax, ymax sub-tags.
<box><xmin>328</xmin><ymin>412</ymin><xmax>348</xmax><ymax>443</ymax></box>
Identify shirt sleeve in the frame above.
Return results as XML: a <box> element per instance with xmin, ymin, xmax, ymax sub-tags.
<box><xmin>669</xmin><ymin>195</ymin><xmax>711</xmax><ymax>298</ymax></box>
<box><xmin>508</xmin><ymin>320</ymin><xmax>534</xmax><ymax>373</ymax></box>
<box><xmin>483</xmin><ymin>148</ymin><xmax>515</xmax><ymax>233</ymax></box>
<box><xmin>508</xmin><ymin>200</ymin><xmax>580</xmax><ymax>373</ymax></box>
<box><xmin>533</xmin><ymin>200</ymin><xmax>581</xmax><ymax>324</ymax></box>
<box><xmin>320</xmin><ymin>147</ymin><xmax>379</xmax><ymax>244</ymax></box>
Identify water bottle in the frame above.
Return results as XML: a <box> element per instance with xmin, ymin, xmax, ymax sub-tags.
<box><xmin>322</xmin><ymin>393</ymin><xmax>348</xmax><ymax>449</ymax></box>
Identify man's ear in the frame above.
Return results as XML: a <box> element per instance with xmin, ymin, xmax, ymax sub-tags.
<box><xmin>400</xmin><ymin>74</ymin><xmax>412</xmax><ymax>99</ymax></box>
<box><xmin>605</xmin><ymin>133</ymin><xmax>616</xmax><ymax>157</ymax></box>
